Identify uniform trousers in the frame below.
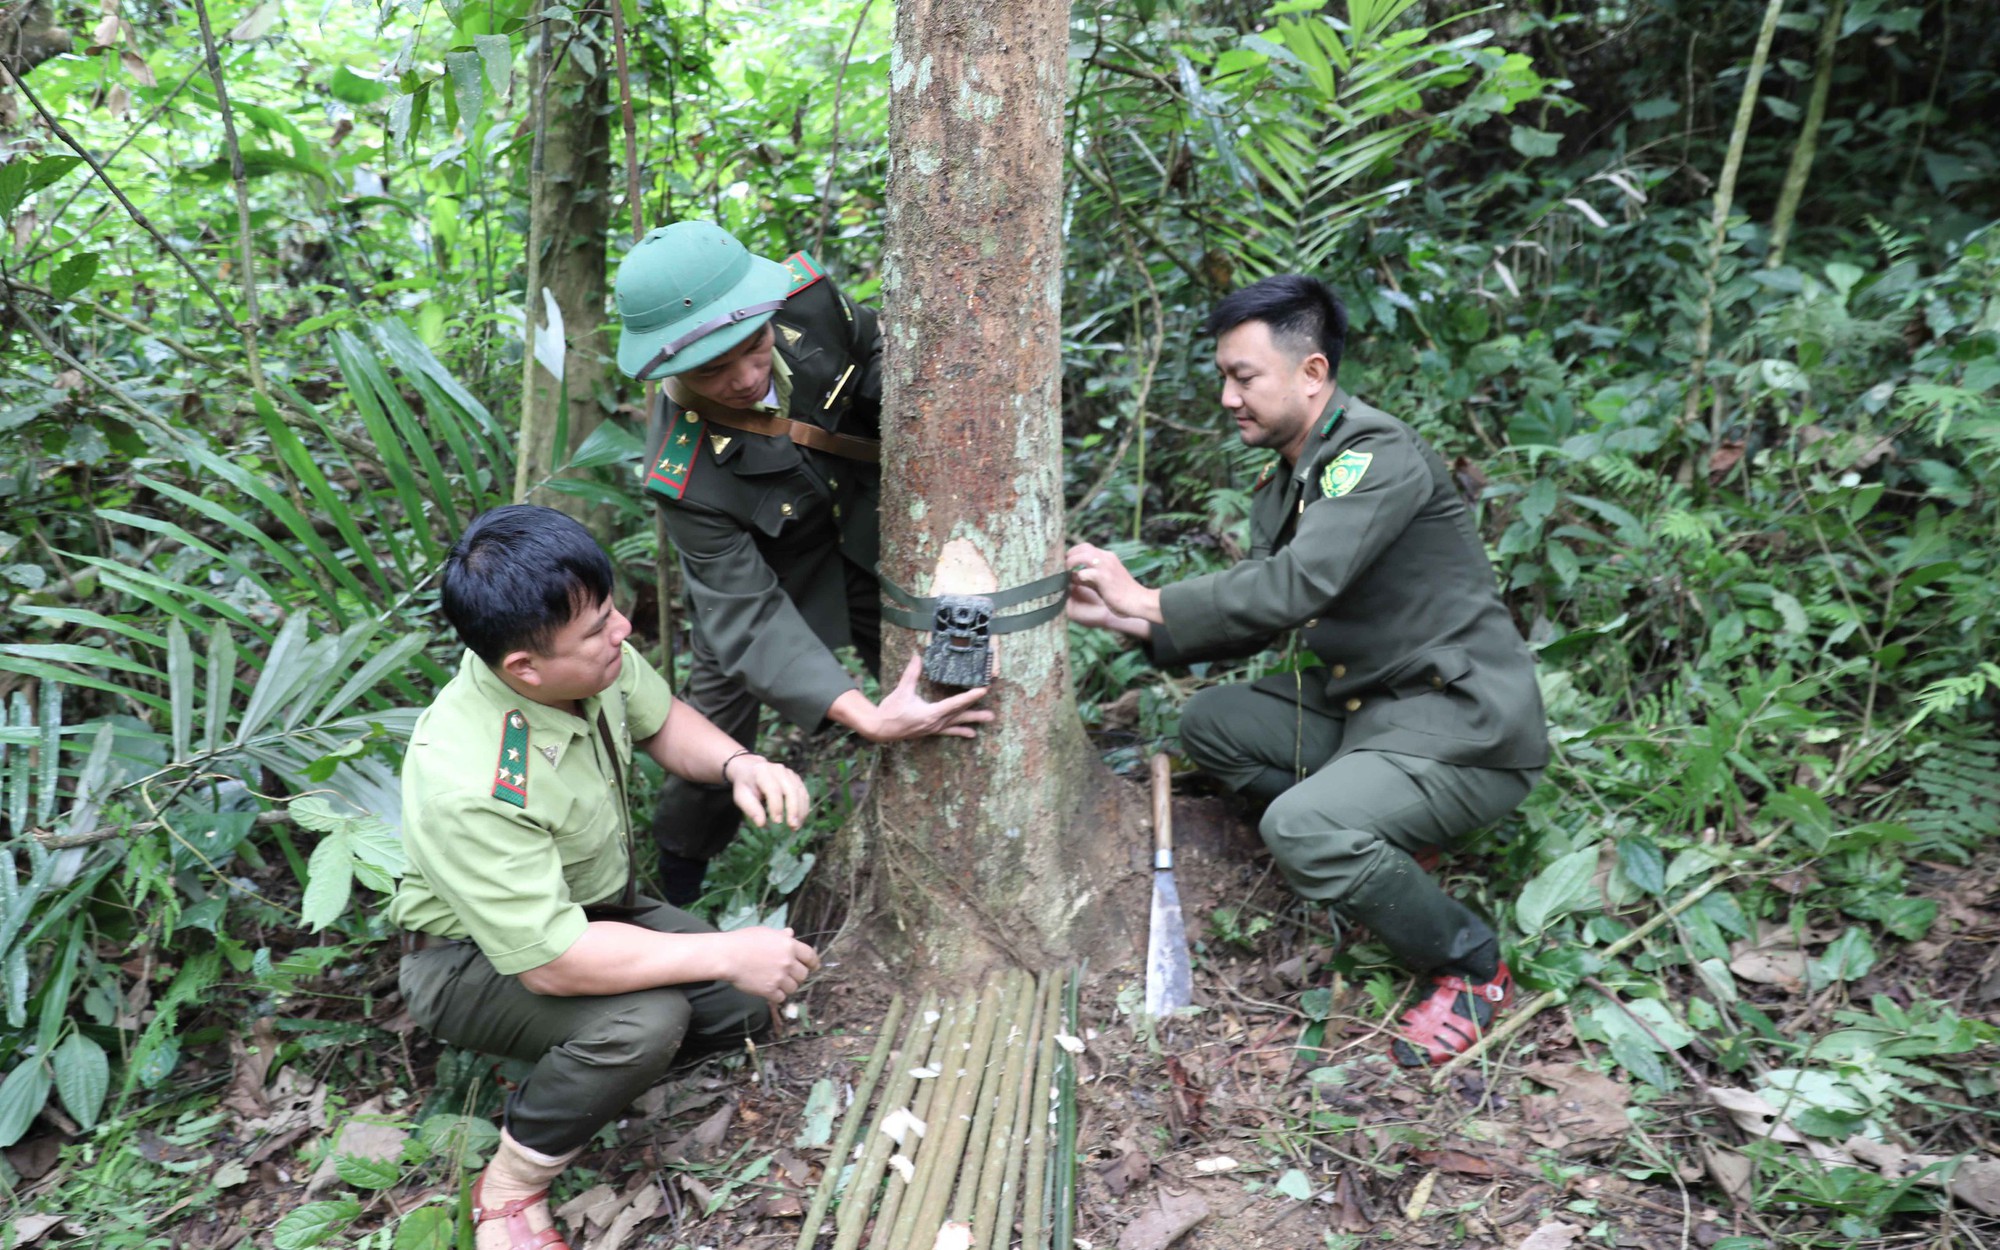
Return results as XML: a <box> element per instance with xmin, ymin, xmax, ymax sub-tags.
<box><xmin>650</xmin><ymin>557</ymin><xmax>881</xmax><ymax>863</ymax></box>
<box><xmin>1179</xmin><ymin>682</ymin><xmax>1539</xmax><ymax>981</ymax></box>
<box><xmin>399</xmin><ymin>897</ymin><xmax>769</xmax><ymax>1156</ymax></box>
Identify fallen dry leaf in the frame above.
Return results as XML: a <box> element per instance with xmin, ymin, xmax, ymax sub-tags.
<box><xmin>1727</xmin><ymin>946</ymin><xmax>1806</xmax><ymax>989</ymax></box>
<box><xmin>1700</xmin><ymin>1142</ymin><xmax>1754</xmax><ymax>1208</ymax></box>
<box><xmin>1191</xmin><ymin>1156</ymin><xmax>1238</xmax><ymax>1174</ymax></box>
<box><xmin>8</xmin><ymin>1215</ymin><xmax>62</xmax><ymax>1248</ymax></box>
<box><xmin>1116</xmin><ymin>1189</ymin><xmax>1209</xmax><ymax>1250</ymax></box>
<box><xmin>662</xmin><ymin>1101</ymin><xmax>735</xmax><ymax>1161</ymax></box>
<box><xmin>305</xmin><ymin>1099</ymin><xmax>407</xmax><ymax>1196</ymax></box>
<box><xmin>555</xmin><ymin>1183</ymin><xmax>623</xmax><ymax>1230</ymax></box>
<box><xmin>1516</xmin><ymin>1221</ymin><xmax>1582</xmax><ymax>1250</ymax></box>
<box><xmin>1522</xmin><ymin>1064</ymin><xmax>1630</xmax><ymax>1157</ymax></box>
<box><xmin>930</xmin><ymin>1223</ymin><xmax>973</xmax><ymax>1250</ymax></box>
<box><xmin>1413</xmin><ymin>1148</ymin><xmax>1504</xmax><ymax>1177</ymax></box>
<box><xmin>585</xmin><ymin>1181</ymin><xmax>662</xmax><ymax>1250</ymax></box>
<box><xmin>1096</xmin><ymin>1147</ymin><xmax>1151</xmax><ymax>1198</ymax></box>
<box><xmin>1404</xmin><ymin>1169</ymin><xmax>1438</xmax><ymax>1220</ymax></box>
<box><xmin>1843</xmin><ymin>1137</ymin><xmax>2000</xmax><ymax>1216</ymax></box>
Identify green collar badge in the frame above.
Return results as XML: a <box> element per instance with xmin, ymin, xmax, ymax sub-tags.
<box><xmin>1319</xmin><ymin>448</ymin><xmax>1373</xmax><ymax>499</ymax></box>
<box><xmin>1317</xmin><ymin>405</ymin><xmax>1347</xmax><ymax>439</ymax></box>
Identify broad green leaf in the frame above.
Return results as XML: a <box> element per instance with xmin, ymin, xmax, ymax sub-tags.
<box><xmin>301</xmin><ymin>828</ymin><xmax>355</xmax><ymax>931</ymax></box>
<box><xmin>1515</xmin><ymin>844</ymin><xmax>1601</xmax><ymax>935</ymax></box>
<box><xmin>1508</xmin><ymin>125</ymin><xmax>1560</xmax><ymax>157</ymax></box>
<box><xmin>336</xmin><ymin>1154</ymin><xmax>403</xmax><ymax>1189</ymax></box>
<box><xmin>446</xmin><ymin>51</ymin><xmax>484</xmax><ymax>133</ymax></box>
<box><xmin>1809</xmin><ymin>927</ymin><xmax>1877</xmax><ymax>988</ymax></box>
<box><xmin>1273</xmin><ymin>1168</ymin><xmax>1314</xmax><ymax>1200</ymax></box>
<box><xmin>272</xmin><ymin>1200</ymin><xmax>362</xmax><ymax>1250</ymax></box>
<box><xmin>473</xmin><ymin>34</ymin><xmax>512</xmax><ymax>96</ymax></box>
<box><xmin>0</xmin><ymin>1059</ymin><xmax>50</xmax><ymax>1148</ymax></box>
<box><xmin>393</xmin><ymin>1207</ymin><xmax>453</xmax><ymax>1250</ymax></box>
<box><xmin>51</xmin><ymin>1033</ymin><xmax>109</xmax><ymax>1130</ymax></box>
<box><xmin>563</xmin><ymin>420</ymin><xmax>645</xmax><ymax>470</ymax></box>
<box><xmin>1615</xmin><ymin>836</ymin><xmax>1665</xmax><ymax>896</ymax></box>
<box><xmin>1631</xmin><ymin>96</ymin><xmax>1679</xmax><ymax>120</ymax></box>
<box><xmin>330</xmin><ymin>65</ymin><xmax>392</xmax><ymax>104</ymax></box>
<box><xmin>416</xmin><ymin>1113</ymin><xmax>500</xmax><ymax>1167</ymax></box>
<box><xmin>794</xmin><ymin>1078</ymin><xmax>836</xmax><ymax>1149</ymax></box>
<box><xmin>49</xmin><ymin>252</ymin><xmax>99</xmax><ymax>301</ymax></box>
<box><xmin>237</xmin><ymin>613</ymin><xmax>313</xmax><ymax>743</ymax></box>
<box><xmin>205</xmin><ymin>622</ymin><xmax>236</xmax><ymax>754</ymax></box>
<box><xmin>313</xmin><ymin>632</ymin><xmax>430</xmax><ymax>728</ymax></box>
<box><xmin>167</xmin><ymin>619</ymin><xmax>194</xmax><ymax>762</ymax></box>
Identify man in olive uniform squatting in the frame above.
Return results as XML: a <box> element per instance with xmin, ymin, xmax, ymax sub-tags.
<box><xmin>390</xmin><ymin>505</ymin><xmax>821</xmax><ymax>1250</ymax></box>
<box><xmin>1066</xmin><ymin>276</ymin><xmax>1549</xmax><ymax>1065</ymax></box>
<box><xmin>612</xmin><ymin>221</ymin><xmax>993</xmax><ymax>904</ymax></box>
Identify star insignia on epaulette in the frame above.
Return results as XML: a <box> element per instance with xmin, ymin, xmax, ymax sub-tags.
<box><xmin>493</xmin><ymin>710</ymin><xmax>531</xmax><ymax>808</ymax></box>
<box><xmin>646</xmin><ymin>408</ymin><xmax>704</xmax><ymax>500</ymax></box>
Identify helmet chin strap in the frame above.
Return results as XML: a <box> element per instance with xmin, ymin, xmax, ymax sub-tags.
<box><xmin>636</xmin><ymin>300</ymin><xmax>786</xmax><ymax>381</ymax></box>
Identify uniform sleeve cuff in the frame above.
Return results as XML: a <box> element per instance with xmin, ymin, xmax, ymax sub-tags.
<box><xmin>1158</xmin><ymin>577</ymin><xmax>1226</xmax><ymax>653</ymax></box>
<box><xmin>482</xmin><ymin>906</ymin><xmax>590</xmax><ymax>976</ymax></box>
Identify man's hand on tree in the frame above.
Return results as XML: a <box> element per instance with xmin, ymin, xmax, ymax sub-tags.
<box><xmin>727</xmin><ymin>755</ymin><xmax>812</xmax><ymax>828</ymax></box>
<box><xmin>858</xmin><ymin>653</ymin><xmax>994</xmax><ymax>743</ymax></box>
<box><xmin>1065</xmin><ymin>579</ymin><xmax>1153</xmax><ymax>641</ymax></box>
<box><xmin>1066</xmin><ymin>543</ymin><xmax>1164</xmax><ymax>626</ymax></box>
<box><xmin>718</xmin><ymin>926</ymin><xmax>820</xmax><ymax>1004</ymax></box>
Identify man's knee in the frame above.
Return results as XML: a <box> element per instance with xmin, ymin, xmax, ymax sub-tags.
<box><xmin>1258</xmin><ymin>794</ymin><xmax>1383</xmax><ymax>902</ymax></box>
<box><xmin>570</xmin><ymin>989</ymin><xmax>692</xmax><ymax>1079</ymax></box>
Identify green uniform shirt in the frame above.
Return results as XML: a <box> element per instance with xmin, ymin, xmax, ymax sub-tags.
<box><xmin>642</xmin><ymin>267</ymin><xmax>883</xmax><ymax>728</ymax></box>
<box><xmin>387</xmin><ymin>644</ymin><xmax>674</xmax><ymax>975</ymax></box>
<box><xmin>1152</xmin><ymin>391</ymin><xmax>1550</xmax><ymax>771</ymax></box>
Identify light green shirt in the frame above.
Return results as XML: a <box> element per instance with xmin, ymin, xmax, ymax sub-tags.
<box><xmin>387</xmin><ymin>643</ymin><xmax>674</xmax><ymax>974</ymax></box>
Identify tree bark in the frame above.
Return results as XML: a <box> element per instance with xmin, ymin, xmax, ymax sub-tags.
<box><xmin>866</xmin><ymin>0</ymin><xmax>1135</xmax><ymax>977</ymax></box>
<box><xmin>0</xmin><ymin>1</ymin><xmax>72</xmax><ymax>79</ymax></box>
<box><xmin>514</xmin><ymin>23</ymin><xmax>613</xmax><ymax>531</ymax></box>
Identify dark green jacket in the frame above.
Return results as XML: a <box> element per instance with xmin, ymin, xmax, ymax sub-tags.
<box><xmin>642</xmin><ymin>270</ymin><xmax>882</xmax><ymax>728</ymax></box>
<box><xmin>1151</xmin><ymin>392</ymin><xmax>1549</xmax><ymax>770</ymax></box>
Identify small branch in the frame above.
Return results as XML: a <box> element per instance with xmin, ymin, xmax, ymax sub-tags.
<box><xmin>2</xmin><ymin>60</ymin><xmax>241</xmax><ymax>328</ymax></box>
<box><xmin>1580</xmin><ymin>976</ymin><xmax>1712</xmax><ymax>1093</ymax></box>
<box><xmin>1431</xmin><ymin>825</ymin><xmax>1787</xmax><ymax>1082</ymax></box>
<box><xmin>32</xmin><ymin>807</ymin><xmax>292</xmax><ymax>850</ymax></box>
<box><xmin>608</xmin><ymin>0</ymin><xmax>644</xmax><ymax>244</ymax></box>
<box><xmin>813</xmin><ymin>0</ymin><xmax>877</xmax><ymax>256</ymax></box>
<box><xmin>190</xmin><ymin>0</ymin><xmax>269</xmax><ymax>400</ymax></box>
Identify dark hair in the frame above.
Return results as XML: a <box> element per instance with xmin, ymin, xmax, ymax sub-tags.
<box><xmin>440</xmin><ymin>505</ymin><xmax>614</xmax><ymax>664</ymax></box>
<box><xmin>1203</xmin><ymin>274</ymin><xmax>1349</xmax><ymax>377</ymax></box>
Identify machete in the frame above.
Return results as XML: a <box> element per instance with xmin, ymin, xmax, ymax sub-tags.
<box><xmin>1144</xmin><ymin>753</ymin><xmax>1192</xmax><ymax>1016</ymax></box>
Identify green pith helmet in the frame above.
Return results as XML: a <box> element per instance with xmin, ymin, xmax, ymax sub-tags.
<box><xmin>614</xmin><ymin>221</ymin><xmax>790</xmax><ymax>381</ymax></box>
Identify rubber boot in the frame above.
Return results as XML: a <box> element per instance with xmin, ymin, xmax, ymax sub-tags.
<box><xmin>1335</xmin><ymin>846</ymin><xmax>1499</xmax><ymax>981</ymax></box>
<box><xmin>471</xmin><ymin>1129</ymin><xmax>580</xmax><ymax>1250</ymax></box>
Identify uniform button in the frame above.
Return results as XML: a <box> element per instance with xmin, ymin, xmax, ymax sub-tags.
<box><xmin>1305</xmin><ymin>618</ymin><xmax>1319</xmax><ymax>629</ymax></box>
<box><xmin>1332</xmin><ymin>664</ymin><xmax>1346</xmax><ymax>678</ymax></box>
<box><xmin>1431</xmin><ymin>675</ymin><xmax>1445</xmax><ymax>689</ymax></box>
<box><xmin>1344</xmin><ymin>697</ymin><xmax>1362</xmax><ymax>712</ymax></box>
<box><xmin>781</xmin><ymin>502</ymin><xmax>794</xmax><ymax>516</ymax></box>
<box><xmin>833</xmin><ymin>506</ymin><xmax>841</xmax><ymax>518</ymax></box>
<box><xmin>829</xmin><ymin>477</ymin><xmax>838</xmax><ymax>488</ymax></box>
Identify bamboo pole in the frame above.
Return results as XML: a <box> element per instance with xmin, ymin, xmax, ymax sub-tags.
<box><xmin>859</xmin><ymin>995</ymin><xmax>971</xmax><ymax>1250</ymax></box>
<box><xmin>888</xmin><ymin>984</ymin><xmax>1005</xmax><ymax>1250</ymax></box>
<box><xmin>189</xmin><ymin>0</ymin><xmax>268</xmax><ymax>400</ymax></box>
<box><xmin>1018</xmin><ymin>972</ymin><xmax>1063</xmax><ymax>1250</ymax></box>
<box><xmin>832</xmin><ymin>995</ymin><xmax>952</xmax><ymax>1250</ymax></box>
<box><xmin>1049</xmin><ymin>970</ymin><xmax>1081</xmax><ymax>1250</ymax></box>
<box><xmin>796</xmin><ymin>994</ymin><xmax>911</xmax><ymax>1250</ymax></box>
<box><xmin>972</xmin><ymin>973</ymin><xmax>1040</xmax><ymax>1249</ymax></box>
<box><xmin>949</xmin><ymin>973</ymin><xmax>1029</xmax><ymax>1227</ymax></box>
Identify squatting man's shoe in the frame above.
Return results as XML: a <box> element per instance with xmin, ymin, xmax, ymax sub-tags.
<box><xmin>1390</xmin><ymin>960</ymin><xmax>1514</xmax><ymax>1067</ymax></box>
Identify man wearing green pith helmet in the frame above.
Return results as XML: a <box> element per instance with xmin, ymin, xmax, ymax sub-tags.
<box><xmin>613</xmin><ymin>221</ymin><xmax>994</xmax><ymax>904</ymax></box>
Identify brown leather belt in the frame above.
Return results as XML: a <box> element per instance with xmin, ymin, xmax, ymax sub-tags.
<box><xmin>399</xmin><ymin>930</ymin><xmax>463</xmax><ymax>955</ymax></box>
<box><xmin>663</xmin><ymin>380</ymin><xmax>881</xmax><ymax>464</ymax></box>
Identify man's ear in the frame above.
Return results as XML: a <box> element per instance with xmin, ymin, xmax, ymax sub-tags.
<box><xmin>499</xmin><ymin>649</ymin><xmax>543</xmax><ymax>687</ymax></box>
<box><xmin>1299</xmin><ymin>351</ymin><xmax>1332</xmax><ymax>395</ymax></box>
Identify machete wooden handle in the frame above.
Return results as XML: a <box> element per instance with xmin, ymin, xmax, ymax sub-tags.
<box><xmin>1149</xmin><ymin>752</ymin><xmax>1173</xmax><ymax>858</ymax></box>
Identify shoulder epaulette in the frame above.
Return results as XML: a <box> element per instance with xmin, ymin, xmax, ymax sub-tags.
<box><xmin>645</xmin><ymin>407</ymin><xmax>704</xmax><ymax>500</ymax></box>
<box><xmin>783</xmin><ymin>251</ymin><xmax>825</xmax><ymax>296</ymax></box>
<box><xmin>1254</xmin><ymin>460</ymin><xmax>1278</xmax><ymax>490</ymax></box>
<box><xmin>492</xmin><ymin>709</ymin><xmax>530</xmax><ymax>808</ymax></box>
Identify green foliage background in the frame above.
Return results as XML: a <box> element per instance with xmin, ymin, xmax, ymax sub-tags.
<box><xmin>0</xmin><ymin>0</ymin><xmax>1996</xmax><ymax>1241</ymax></box>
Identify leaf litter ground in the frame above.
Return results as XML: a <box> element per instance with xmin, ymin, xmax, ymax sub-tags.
<box><xmin>6</xmin><ymin>782</ymin><xmax>1995</xmax><ymax>1250</ymax></box>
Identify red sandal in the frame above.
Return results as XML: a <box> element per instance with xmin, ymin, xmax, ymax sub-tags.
<box><xmin>471</xmin><ymin>1173</ymin><xmax>571</xmax><ymax>1250</ymax></box>
<box><xmin>1390</xmin><ymin>961</ymin><xmax>1513</xmax><ymax>1067</ymax></box>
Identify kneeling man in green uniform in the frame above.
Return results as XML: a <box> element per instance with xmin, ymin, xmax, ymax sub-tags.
<box><xmin>1067</xmin><ymin>276</ymin><xmax>1548</xmax><ymax>1066</ymax></box>
<box><xmin>389</xmin><ymin>504</ymin><xmax>820</xmax><ymax>1250</ymax></box>
<box><xmin>612</xmin><ymin>221</ymin><xmax>993</xmax><ymax>904</ymax></box>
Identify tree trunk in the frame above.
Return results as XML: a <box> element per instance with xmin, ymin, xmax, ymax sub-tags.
<box><xmin>1766</xmin><ymin>0</ymin><xmax>1845</xmax><ymax>269</ymax></box>
<box><xmin>866</xmin><ymin>0</ymin><xmax>1136</xmax><ymax>978</ymax></box>
<box><xmin>0</xmin><ymin>1</ymin><xmax>72</xmax><ymax>79</ymax></box>
<box><xmin>514</xmin><ymin>24</ymin><xmax>612</xmax><ymax>530</ymax></box>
